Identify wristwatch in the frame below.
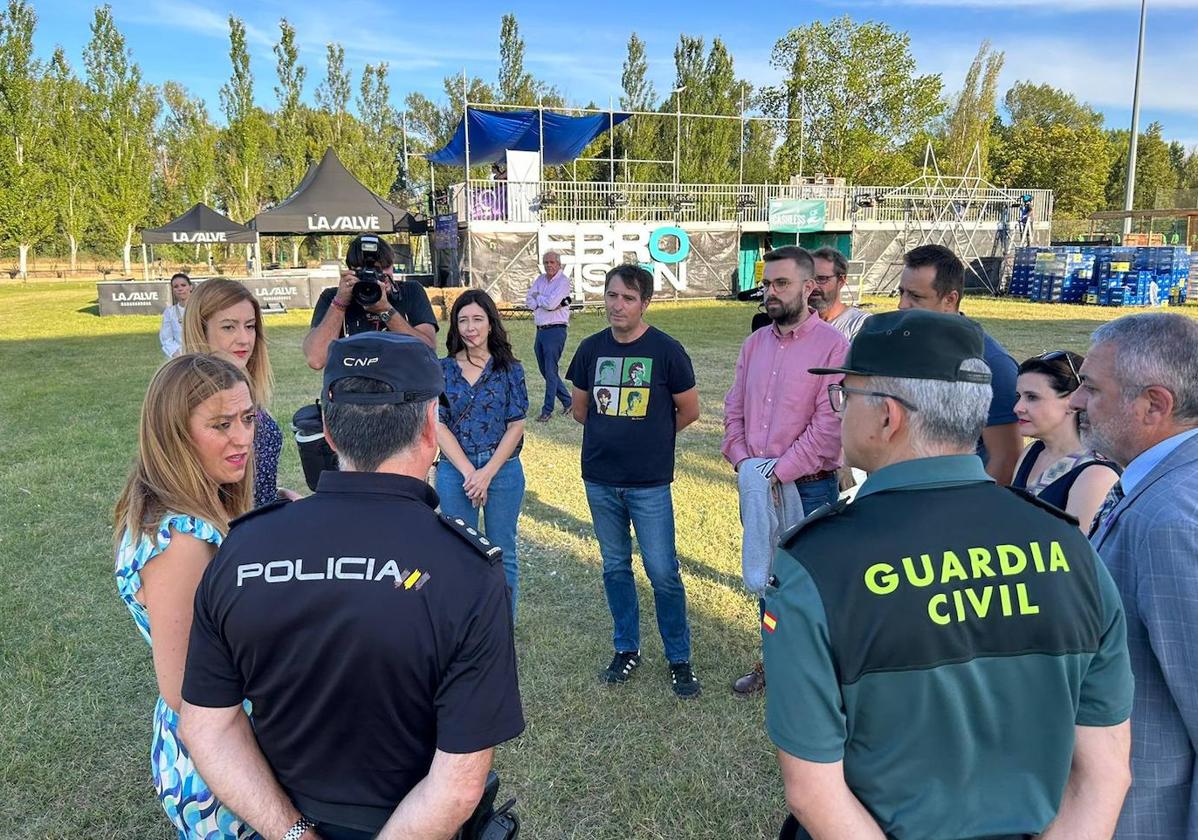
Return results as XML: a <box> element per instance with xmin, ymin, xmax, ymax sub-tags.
<box><xmin>377</xmin><ymin>308</ymin><xmax>395</xmax><ymax>324</ymax></box>
<box><xmin>282</xmin><ymin>815</ymin><xmax>315</xmax><ymax>840</ymax></box>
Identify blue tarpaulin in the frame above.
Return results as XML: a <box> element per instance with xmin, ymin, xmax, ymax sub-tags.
<box><xmin>426</xmin><ymin>108</ymin><xmax>631</xmax><ymax>167</ymax></box>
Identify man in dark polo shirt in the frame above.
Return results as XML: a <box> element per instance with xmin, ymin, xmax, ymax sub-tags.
<box><xmin>302</xmin><ymin>234</ymin><xmax>438</xmax><ymax>369</ymax></box>
<box><xmin>179</xmin><ymin>332</ymin><xmax>524</xmax><ymax>840</ymax></box>
<box><xmin>897</xmin><ymin>243</ymin><xmax>1021</xmax><ymax>485</ymax></box>
<box><xmin>765</xmin><ymin>309</ymin><xmax>1133</xmax><ymax>840</ymax></box>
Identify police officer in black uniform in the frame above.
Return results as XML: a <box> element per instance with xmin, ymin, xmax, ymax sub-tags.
<box><xmin>179</xmin><ymin>332</ymin><xmax>524</xmax><ymax>840</ymax></box>
<box><xmin>763</xmin><ymin>310</ymin><xmax>1134</xmax><ymax>840</ymax></box>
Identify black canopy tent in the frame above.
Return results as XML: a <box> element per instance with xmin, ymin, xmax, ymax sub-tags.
<box><xmin>251</xmin><ymin>147</ymin><xmax>428</xmax><ymax>238</ymax></box>
<box><xmin>140</xmin><ymin>203</ymin><xmax>258</xmax><ymax>278</ymax></box>
<box><xmin>142</xmin><ymin>203</ymin><xmax>257</xmax><ymax>244</ymax></box>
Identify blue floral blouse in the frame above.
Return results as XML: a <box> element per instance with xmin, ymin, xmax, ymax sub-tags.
<box><xmin>439</xmin><ymin>357</ymin><xmax>528</xmax><ymax>457</ymax></box>
<box><xmin>253</xmin><ymin>408</ymin><xmax>282</xmax><ymax>508</ymax></box>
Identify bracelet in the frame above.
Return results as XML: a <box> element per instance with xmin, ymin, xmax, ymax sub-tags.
<box><xmin>331</xmin><ymin>297</ymin><xmax>349</xmax><ymax>311</ymax></box>
<box><xmin>281</xmin><ymin>815</ymin><xmax>315</xmax><ymax>840</ymax></box>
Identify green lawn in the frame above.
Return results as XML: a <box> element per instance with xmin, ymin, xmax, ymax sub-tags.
<box><xmin>1</xmin><ymin>282</ymin><xmax>1188</xmax><ymax>839</ymax></box>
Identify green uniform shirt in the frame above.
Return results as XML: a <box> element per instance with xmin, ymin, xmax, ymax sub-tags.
<box><xmin>763</xmin><ymin>454</ymin><xmax>1133</xmax><ymax>840</ymax></box>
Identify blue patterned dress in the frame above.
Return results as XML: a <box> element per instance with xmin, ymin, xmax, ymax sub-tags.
<box><xmin>253</xmin><ymin>409</ymin><xmax>283</xmax><ymax>509</ymax></box>
<box><xmin>115</xmin><ymin>514</ymin><xmax>260</xmax><ymax>840</ymax></box>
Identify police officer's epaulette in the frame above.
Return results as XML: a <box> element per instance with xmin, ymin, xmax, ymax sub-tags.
<box><xmin>1004</xmin><ymin>486</ymin><xmax>1080</xmax><ymax>526</ymax></box>
<box><xmin>439</xmin><ymin>513</ymin><xmax>504</xmax><ymax>565</ymax></box>
<box><xmin>227</xmin><ymin>497</ymin><xmax>291</xmax><ymax>531</ymax></box>
<box><xmin>778</xmin><ymin>497</ymin><xmax>849</xmax><ymax>550</ymax></box>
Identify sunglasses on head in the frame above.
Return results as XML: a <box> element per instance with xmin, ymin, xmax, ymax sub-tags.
<box><xmin>1039</xmin><ymin>350</ymin><xmax>1080</xmax><ymax>384</ymax></box>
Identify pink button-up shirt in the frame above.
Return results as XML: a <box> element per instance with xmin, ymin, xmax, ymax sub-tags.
<box><xmin>525</xmin><ymin>271</ymin><xmax>571</xmax><ymax>327</ymax></box>
<box><xmin>722</xmin><ymin>313</ymin><xmax>849</xmax><ymax>483</ymax></box>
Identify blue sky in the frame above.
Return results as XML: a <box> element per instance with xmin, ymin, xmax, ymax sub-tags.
<box><xmin>28</xmin><ymin>0</ymin><xmax>1198</xmax><ymax>149</ymax></box>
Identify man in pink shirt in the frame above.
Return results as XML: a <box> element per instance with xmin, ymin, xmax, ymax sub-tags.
<box><xmin>723</xmin><ymin>246</ymin><xmax>848</xmax><ymax>697</ymax></box>
<box><xmin>525</xmin><ymin>251</ymin><xmax>573</xmax><ymax>422</ymax></box>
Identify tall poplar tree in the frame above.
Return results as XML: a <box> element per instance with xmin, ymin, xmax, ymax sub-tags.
<box><xmin>218</xmin><ymin>16</ymin><xmax>270</xmax><ymax>223</ymax></box>
<box><xmin>46</xmin><ymin>47</ymin><xmax>88</xmax><ymax>271</ymax></box>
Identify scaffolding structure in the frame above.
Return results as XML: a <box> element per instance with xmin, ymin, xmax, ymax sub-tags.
<box><xmin>858</xmin><ymin>144</ymin><xmax>1030</xmax><ymax>295</ymax></box>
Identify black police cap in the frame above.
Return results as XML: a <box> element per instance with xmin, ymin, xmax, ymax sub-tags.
<box><xmin>323</xmin><ymin>333</ymin><xmax>445</xmax><ymax>404</ymax></box>
<box><xmin>809</xmin><ymin>309</ymin><xmax>991</xmax><ymax>384</ymax></box>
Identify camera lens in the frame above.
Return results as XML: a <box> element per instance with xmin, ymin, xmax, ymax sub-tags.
<box><xmin>351</xmin><ymin>267</ymin><xmax>384</xmax><ymax>307</ymax></box>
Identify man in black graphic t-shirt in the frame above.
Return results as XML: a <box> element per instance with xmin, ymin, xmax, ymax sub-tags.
<box><xmin>566</xmin><ymin>264</ymin><xmax>702</xmax><ymax>698</ymax></box>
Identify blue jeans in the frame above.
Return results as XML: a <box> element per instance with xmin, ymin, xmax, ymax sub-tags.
<box><xmin>796</xmin><ymin>475</ymin><xmax>840</xmax><ymax>516</ymax></box>
<box><xmin>583</xmin><ymin>481</ymin><xmax>691</xmax><ymax>663</ymax></box>
<box><xmin>533</xmin><ymin>325</ymin><xmax>572</xmax><ymax>416</ymax></box>
<box><xmin>436</xmin><ymin>452</ymin><xmax>525</xmax><ymax>614</ymax></box>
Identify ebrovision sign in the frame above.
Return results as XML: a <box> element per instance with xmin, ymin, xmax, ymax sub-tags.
<box><xmin>538</xmin><ymin>223</ymin><xmax>691</xmax><ymax>295</ymax></box>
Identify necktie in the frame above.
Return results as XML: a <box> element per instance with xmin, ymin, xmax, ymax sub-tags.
<box><xmin>1088</xmin><ymin>482</ymin><xmax>1125</xmax><ymax>538</ymax></box>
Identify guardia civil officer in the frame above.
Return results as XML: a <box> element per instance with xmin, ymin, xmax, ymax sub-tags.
<box><xmin>764</xmin><ymin>309</ymin><xmax>1134</xmax><ymax>840</ymax></box>
<box><xmin>179</xmin><ymin>332</ymin><xmax>524</xmax><ymax>840</ymax></box>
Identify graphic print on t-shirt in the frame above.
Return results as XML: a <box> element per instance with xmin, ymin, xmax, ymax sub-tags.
<box><xmin>594</xmin><ymin>357</ymin><xmax>651</xmax><ymax>419</ymax></box>
<box><xmin>593</xmin><ymin>386</ymin><xmax>619</xmax><ymax>415</ymax></box>
<box><xmin>620</xmin><ymin>357</ymin><xmax>652</xmax><ymax>387</ymax></box>
<box><xmin>619</xmin><ymin>387</ymin><xmax>649</xmax><ymax>417</ymax></box>
<box><xmin>595</xmin><ymin>357</ymin><xmax>622</xmax><ymax>386</ymax></box>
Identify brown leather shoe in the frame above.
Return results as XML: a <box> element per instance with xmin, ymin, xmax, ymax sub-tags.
<box><xmin>732</xmin><ymin>661</ymin><xmax>765</xmax><ymax>696</ymax></box>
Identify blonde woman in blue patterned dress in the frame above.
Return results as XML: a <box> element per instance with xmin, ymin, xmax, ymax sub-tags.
<box><xmin>183</xmin><ymin>278</ymin><xmax>300</xmax><ymax>508</ymax></box>
<box><xmin>114</xmin><ymin>354</ymin><xmax>260</xmax><ymax>839</ymax></box>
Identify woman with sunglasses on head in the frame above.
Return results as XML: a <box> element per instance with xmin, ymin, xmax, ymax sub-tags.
<box><xmin>1012</xmin><ymin>350</ymin><xmax>1120</xmax><ymax>531</ymax></box>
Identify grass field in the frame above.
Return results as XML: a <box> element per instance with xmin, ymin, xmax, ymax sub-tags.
<box><xmin>2</xmin><ymin>282</ymin><xmax>1189</xmax><ymax>839</ymax></box>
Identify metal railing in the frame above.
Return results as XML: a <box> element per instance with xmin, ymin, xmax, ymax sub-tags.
<box><xmin>450</xmin><ymin>180</ymin><xmax>1053</xmax><ymax>227</ymax></box>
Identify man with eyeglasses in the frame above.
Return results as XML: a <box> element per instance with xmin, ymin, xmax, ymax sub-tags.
<box><xmin>810</xmin><ymin>247</ymin><xmax>870</xmax><ymax>340</ymax></box>
<box><xmin>764</xmin><ymin>308</ymin><xmax>1133</xmax><ymax>840</ymax></box>
<box><xmin>723</xmin><ymin>245</ymin><xmax>848</xmax><ymax>697</ymax></box>
<box><xmin>897</xmin><ymin>243</ymin><xmax>1021</xmax><ymax>485</ymax></box>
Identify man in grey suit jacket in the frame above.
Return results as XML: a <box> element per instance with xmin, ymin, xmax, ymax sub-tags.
<box><xmin>1073</xmin><ymin>312</ymin><xmax>1198</xmax><ymax>840</ymax></box>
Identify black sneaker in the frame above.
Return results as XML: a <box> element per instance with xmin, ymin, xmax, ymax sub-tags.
<box><xmin>670</xmin><ymin>661</ymin><xmax>702</xmax><ymax>699</ymax></box>
<box><xmin>600</xmin><ymin>651</ymin><xmax>641</xmax><ymax>684</ymax></box>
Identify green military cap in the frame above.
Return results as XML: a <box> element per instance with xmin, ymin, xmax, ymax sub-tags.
<box><xmin>809</xmin><ymin>309</ymin><xmax>991</xmax><ymax>384</ymax></box>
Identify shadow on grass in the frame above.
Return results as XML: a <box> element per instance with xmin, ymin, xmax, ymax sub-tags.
<box><xmin>522</xmin><ymin>490</ymin><xmax>748</xmax><ymax>598</ymax></box>
<box><xmin>76</xmin><ymin>303</ymin><xmax>99</xmax><ymax>316</ymax></box>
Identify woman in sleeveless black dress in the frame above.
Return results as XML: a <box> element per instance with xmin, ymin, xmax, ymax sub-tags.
<box><xmin>1012</xmin><ymin>350</ymin><xmax>1120</xmax><ymax>532</ymax></box>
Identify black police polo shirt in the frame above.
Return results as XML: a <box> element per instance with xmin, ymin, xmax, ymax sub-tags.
<box><xmin>311</xmin><ymin>281</ymin><xmax>438</xmax><ymax>337</ymax></box>
<box><xmin>183</xmin><ymin>471</ymin><xmax>525</xmax><ymax>831</ymax></box>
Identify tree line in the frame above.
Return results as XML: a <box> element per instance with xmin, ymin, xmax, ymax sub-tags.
<box><xmin>1</xmin><ymin>2</ymin><xmax>1196</xmax><ymax>276</ymax></box>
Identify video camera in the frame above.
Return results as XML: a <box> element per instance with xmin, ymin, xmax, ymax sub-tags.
<box><xmin>349</xmin><ymin>235</ymin><xmax>388</xmax><ymax>308</ymax></box>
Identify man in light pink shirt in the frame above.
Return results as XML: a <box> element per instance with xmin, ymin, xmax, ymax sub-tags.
<box><xmin>525</xmin><ymin>251</ymin><xmax>573</xmax><ymax>421</ymax></box>
<box><xmin>722</xmin><ymin>245</ymin><xmax>848</xmax><ymax>697</ymax></box>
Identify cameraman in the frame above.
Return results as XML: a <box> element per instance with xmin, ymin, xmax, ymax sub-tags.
<box><xmin>303</xmin><ymin>234</ymin><xmax>438</xmax><ymax>369</ymax></box>
<box><xmin>180</xmin><ymin>333</ymin><xmax>525</xmax><ymax>840</ymax></box>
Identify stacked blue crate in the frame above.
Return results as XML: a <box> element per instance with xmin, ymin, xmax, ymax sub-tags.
<box><xmin>1009</xmin><ymin>245</ymin><xmax>1187</xmax><ymax>306</ymax></box>
<box><xmin>1009</xmin><ymin>247</ymin><xmax>1043</xmax><ymax>298</ymax></box>
<box><xmin>1031</xmin><ymin>249</ymin><xmax>1063</xmax><ymax>303</ymax></box>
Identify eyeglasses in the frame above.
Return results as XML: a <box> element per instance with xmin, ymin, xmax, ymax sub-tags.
<box><xmin>813</xmin><ymin>274</ymin><xmax>844</xmax><ymax>286</ymax></box>
<box><xmin>760</xmin><ymin>278</ymin><xmax>793</xmax><ymax>292</ymax></box>
<box><xmin>1039</xmin><ymin>350</ymin><xmax>1080</xmax><ymax>384</ymax></box>
<box><xmin>828</xmin><ymin>383</ymin><xmax>920</xmax><ymax>414</ymax></box>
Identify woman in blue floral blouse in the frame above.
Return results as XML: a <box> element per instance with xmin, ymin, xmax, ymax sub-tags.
<box><xmin>436</xmin><ymin>289</ymin><xmax>528</xmax><ymax>614</ymax></box>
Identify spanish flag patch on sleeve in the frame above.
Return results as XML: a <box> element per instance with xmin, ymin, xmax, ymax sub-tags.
<box><xmin>762</xmin><ymin>611</ymin><xmax>778</xmax><ymax>633</ymax></box>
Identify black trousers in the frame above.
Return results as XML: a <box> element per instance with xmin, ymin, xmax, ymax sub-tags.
<box><xmin>314</xmin><ymin>823</ymin><xmax>375</xmax><ymax>840</ymax></box>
